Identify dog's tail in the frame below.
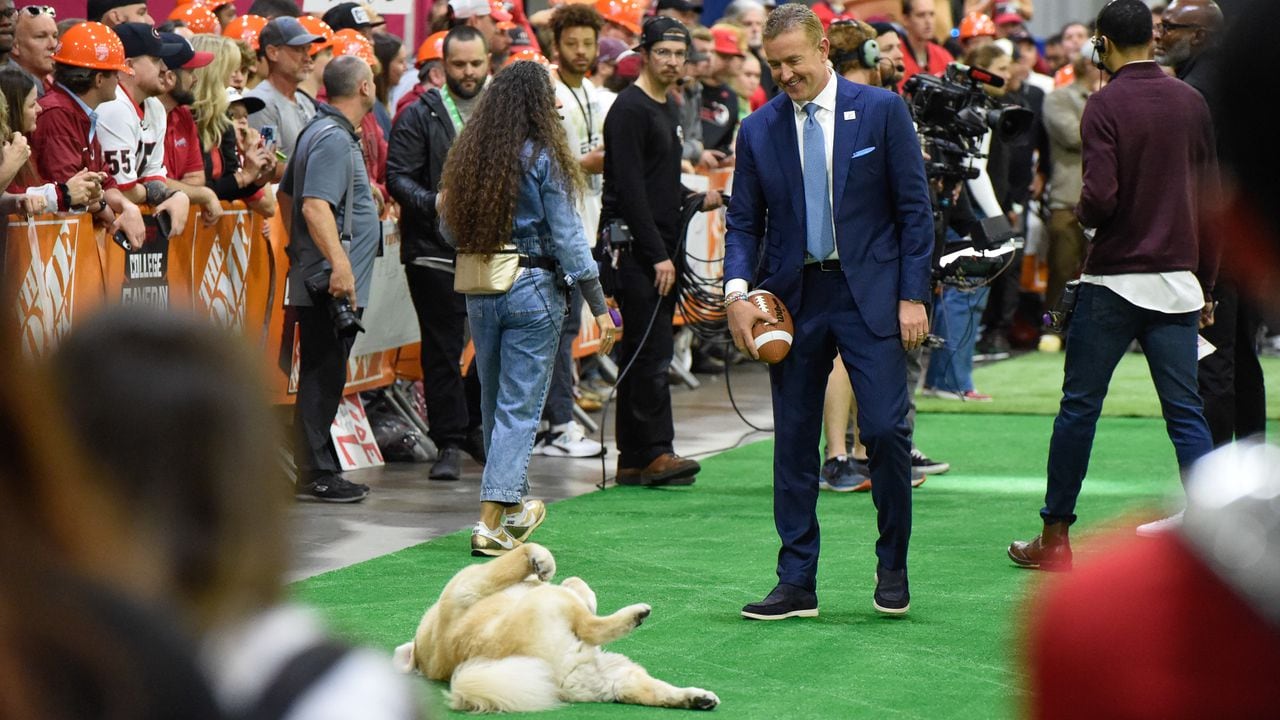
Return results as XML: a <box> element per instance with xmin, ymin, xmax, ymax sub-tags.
<box><xmin>447</xmin><ymin>656</ymin><xmax>560</xmax><ymax>712</ymax></box>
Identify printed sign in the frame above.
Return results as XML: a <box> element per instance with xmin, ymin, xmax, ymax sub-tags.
<box><xmin>330</xmin><ymin>393</ymin><xmax>385</xmax><ymax>470</ymax></box>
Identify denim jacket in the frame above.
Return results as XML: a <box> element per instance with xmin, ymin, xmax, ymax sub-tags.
<box><xmin>512</xmin><ymin>142</ymin><xmax>600</xmax><ymax>291</ymax></box>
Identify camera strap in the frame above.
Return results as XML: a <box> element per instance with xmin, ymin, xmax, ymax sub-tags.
<box><xmin>291</xmin><ymin>117</ymin><xmax>357</xmax><ymax>247</ymax></box>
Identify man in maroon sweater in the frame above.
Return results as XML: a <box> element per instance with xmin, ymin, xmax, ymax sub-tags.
<box><xmin>1008</xmin><ymin>0</ymin><xmax>1218</xmax><ymax>569</ymax></box>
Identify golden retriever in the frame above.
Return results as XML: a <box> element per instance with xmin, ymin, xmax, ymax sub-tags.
<box><xmin>393</xmin><ymin>543</ymin><xmax>720</xmax><ymax>712</ymax></box>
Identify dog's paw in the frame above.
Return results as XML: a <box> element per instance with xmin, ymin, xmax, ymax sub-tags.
<box><xmin>686</xmin><ymin>690</ymin><xmax>719</xmax><ymax>710</ymax></box>
<box><xmin>525</xmin><ymin>543</ymin><xmax>556</xmax><ymax>582</ymax></box>
<box><xmin>623</xmin><ymin>603</ymin><xmax>651</xmax><ymax>627</ymax></box>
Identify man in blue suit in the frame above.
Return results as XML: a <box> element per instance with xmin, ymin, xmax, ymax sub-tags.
<box><xmin>724</xmin><ymin>3</ymin><xmax>934</xmax><ymax>619</ymax></box>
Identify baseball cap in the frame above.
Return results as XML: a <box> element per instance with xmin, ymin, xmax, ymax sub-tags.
<box><xmin>158</xmin><ymin>32</ymin><xmax>215</xmax><ymax>70</ymax></box>
<box><xmin>322</xmin><ymin>3</ymin><xmax>385</xmax><ymax>32</ymax></box>
<box><xmin>114</xmin><ymin>23</ymin><xmax>188</xmax><ymax>61</ymax></box>
<box><xmin>225</xmin><ymin>86</ymin><xmax>266</xmax><ymax>114</ymax></box>
<box><xmin>259</xmin><ymin>16</ymin><xmax>325</xmax><ymax>48</ymax></box>
<box><xmin>711</xmin><ymin>26</ymin><xmax>743</xmax><ymax>57</ymax></box>
<box><xmin>656</xmin><ymin>0</ymin><xmax>702</xmax><ymax>13</ymax></box>
<box><xmin>635</xmin><ymin>15</ymin><xmax>691</xmax><ymax>51</ymax></box>
<box><xmin>87</xmin><ymin>0</ymin><xmax>143</xmax><ymax>23</ymax></box>
<box><xmin>597</xmin><ymin>37</ymin><xmax>628</xmax><ymax>65</ymax></box>
<box><xmin>868</xmin><ymin>21</ymin><xmax>902</xmax><ymax>38</ymax></box>
<box><xmin>615</xmin><ymin>50</ymin><xmax>643</xmax><ymax>79</ymax></box>
<box><xmin>449</xmin><ymin>0</ymin><xmax>512</xmax><ymax>22</ymax></box>
<box><xmin>994</xmin><ymin>12</ymin><xmax>1025</xmax><ymax>26</ymax></box>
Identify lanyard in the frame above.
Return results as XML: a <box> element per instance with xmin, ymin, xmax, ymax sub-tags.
<box><xmin>558</xmin><ymin>73</ymin><xmax>595</xmax><ymax>144</ymax></box>
<box><xmin>441</xmin><ymin>89</ymin><xmax>465</xmax><ymax>132</ymax></box>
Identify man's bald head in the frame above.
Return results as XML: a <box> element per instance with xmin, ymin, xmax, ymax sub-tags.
<box><xmin>1164</xmin><ymin>0</ymin><xmax>1224</xmax><ymax>33</ymax></box>
<box><xmin>1156</xmin><ymin>0</ymin><xmax>1223</xmax><ymax>68</ymax></box>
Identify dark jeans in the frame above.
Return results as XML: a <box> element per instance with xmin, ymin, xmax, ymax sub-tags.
<box><xmin>1042</xmin><ymin>284</ymin><xmax>1213</xmax><ymax>524</ymax></box>
<box><xmin>294</xmin><ymin>305</ymin><xmax>359</xmax><ymax>481</ymax></box>
<box><xmin>613</xmin><ymin>251</ymin><xmax>676</xmax><ymax>469</ymax></box>
<box><xmin>543</xmin><ymin>287</ymin><xmax>583</xmax><ymax>427</ymax></box>
<box><xmin>405</xmin><ymin>263</ymin><xmax>481</xmax><ymax>448</ymax></box>
<box><xmin>1199</xmin><ymin>281</ymin><xmax>1267</xmax><ymax>446</ymax></box>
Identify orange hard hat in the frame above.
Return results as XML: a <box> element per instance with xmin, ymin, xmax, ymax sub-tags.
<box><xmin>503</xmin><ymin>47</ymin><xmax>551</xmax><ymax>68</ymax></box>
<box><xmin>297</xmin><ymin>15</ymin><xmax>336</xmax><ymax>55</ymax></box>
<box><xmin>331</xmin><ymin>28</ymin><xmax>378</xmax><ymax>67</ymax></box>
<box><xmin>958</xmin><ymin>12</ymin><xmax>996</xmax><ymax>40</ymax></box>
<box><xmin>595</xmin><ymin>0</ymin><xmax>642</xmax><ymax>36</ymax></box>
<box><xmin>416</xmin><ymin>30</ymin><xmax>447</xmax><ymax>66</ymax></box>
<box><xmin>223</xmin><ymin>14</ymin><xmax>268</xmax><ymax>50</ymax></box>
<box><xmin>52</xmin><ymin>21</ymin><xmax>133</xmax><ymax>74</ymax></box>
<box><xmin>169</xmin><ymin>3</ymin><xmax>221</xmax><ymax>35</ymax></box>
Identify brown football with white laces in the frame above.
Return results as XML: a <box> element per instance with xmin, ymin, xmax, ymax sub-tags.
<box><xmin>747</xmin><ymin>290</ymin><xmax>794</xmax><ymax>364</ymax></box>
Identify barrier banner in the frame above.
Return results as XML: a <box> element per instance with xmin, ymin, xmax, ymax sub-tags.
<box><xmin>190</xmin><ymin>208</ymin><xmax>272</xmax><ymax>336</ymax></box>
<box><xmin>7</xmin><ymin>214</ymin><xmax>104</xmax><ymax>358</ymax></box>
<box><xmin>350</xmin><ymin>220</ymin><xmax>420</xmax><ymax>357</ymax></box>
<box><xmin>118</xmin><ymin>217</ymin><xmax>172</xmax><ymax>309</ymax></box>
<box><xmin>330</xmin><ymin>393</ymin><xmax>385</xmax><ymax>471</ymax></box>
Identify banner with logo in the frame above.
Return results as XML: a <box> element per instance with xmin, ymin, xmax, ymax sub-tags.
<box><xmin>6</xmin><ymin>214</ymin><xmax>104</xmax><ymax>358</ymax></box>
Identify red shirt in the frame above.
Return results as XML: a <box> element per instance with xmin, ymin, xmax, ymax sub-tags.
<box><xmin>31</xmin><ymin>84</ymin><xmax>117</xmax><ymax>190</ymax></box>
<box><xmin>897</xmin><ymin>40</ymin><xmax>954</xmax><ymax>93</ymax></box>
<box><xmin>165</xmin><ymin>105</ymin><xmax>204</xmax><ymax>181</ymax></box>
<box><xmin>361</xmin><ymin>110</ymin><xmax>387</xmax><ymax>198</ymax></box>
<box><xmin>395</xmin><ymin>84</ymin><xmax>427</xmax><ymax>121</ymax></box>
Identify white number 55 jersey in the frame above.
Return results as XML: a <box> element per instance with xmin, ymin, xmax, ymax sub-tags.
<box><xmin>96</xmin><ymin>85</ymin><xmax>169</xmax><ymax>190</ymax></box>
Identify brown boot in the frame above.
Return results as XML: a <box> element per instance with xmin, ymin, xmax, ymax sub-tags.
<box><xmin>1008</xmin><ymin>521</ymin><xmax>1073</xmax><ymax>571</ymax></box>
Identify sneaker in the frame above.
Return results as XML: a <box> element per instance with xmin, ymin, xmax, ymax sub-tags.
<box><xmin>873</xmin><ymin>566</ymin><xmax>910</xmax><ymax>615</ymax></box>
<box><xmin>820</xmin><ymin>456</ymin><xmax>871</xmax><ymax>492</ymax></box>
<box><xmin>471</xmin><ymin>522</ymin><xmax>522</xmax><ymax>557</ymax></box>
<box><xmin>974</xmin><ymin>335</ymin><xmax>1011</xmax><ymax>362</ymax></box>
<box><xmin>741</xmin><ymin>583</ymin><xmax>818</xmax><ymax>621</ymax></box>
<box><xmin>429</xmin><ymin>445</ymin><xmax>461</xmax><ymax>480</ymax></box>
<box><xmin>911</xmin><ymin>448</ymin><xmax>950</xmax><ymax>475</ymax></box>
<box><xmin>1136</xmin><ymin>510</ymin><xmax>1184</xmax><ymax>537</ymax></box>
<box><xmin>1038</xmin><ymin>334</ymin><xmax>1063</xmax><ymax>353</ymax></box>
<box><xmin>502</xmin><ymin>499</ymin><xmax>547</xmax><ymax>542</ymax></box>
<box><xmin>296</xmin><ymin>475</ymin><xmax>369</xmax><ymax>503</ymax></box>
<box><xmin>540</xmin><ymin>421</ymin><xmax>604</xmax><ymax>458</ymax></box>
<box><xmin>463</xmin><ymin>428</ymin><xmax>487</xmax><ymax>465</ymax></box>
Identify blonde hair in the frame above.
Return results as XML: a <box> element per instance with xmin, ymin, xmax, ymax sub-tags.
<box><xmin>762</xmin><ymin>2</ymin><xmax>824</xmax><ymax>47</ymax></box>
<box><xmin>0</xmin><ymin>90</ymin><xmax>10</xmax><ymax>141</ymax></box>
<box><xmin>190</xmin><ymin>34</ymin><xmax>238</xmax><ymax>153</ymax></box>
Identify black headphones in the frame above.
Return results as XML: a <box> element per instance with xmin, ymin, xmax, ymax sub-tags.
<box><xmin>1089</xmin><ymin>34</ymin><xmax>1107</xmax><ymax>70</ymax></box>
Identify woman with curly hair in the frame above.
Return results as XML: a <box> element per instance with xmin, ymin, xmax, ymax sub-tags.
<box><xmin>440</xmin><ymin>60</ymin><xmax>617</xmax><ymax>557</ymax></box>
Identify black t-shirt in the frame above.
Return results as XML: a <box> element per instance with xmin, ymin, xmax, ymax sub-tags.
<box><xmin>699</xmin><ymin>82</ymin><xmax>739</xmax><ymax>155</ymax></box>
<box><xmin>602</xmin><ymin>85</ymin><xmax>685</xmax><ymax>265</ymax></box>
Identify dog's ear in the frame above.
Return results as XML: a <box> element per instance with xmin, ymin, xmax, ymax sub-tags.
<box><xmin>392</xmin><ymin>641</ymin><xmax>417</xmax><ymax>674</ymax></box>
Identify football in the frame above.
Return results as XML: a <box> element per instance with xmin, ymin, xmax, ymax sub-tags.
<box><xmin>747</xmin><ymin>290</ymin><xmax>794</xmax><ymax>364</ymax></box>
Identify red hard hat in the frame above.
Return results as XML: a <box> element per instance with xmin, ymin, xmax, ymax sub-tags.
<box><xmin>416</xmin><ymin>30</ymin><xmax>447</xmax><ymax>66</ymax></box>
<box><xmin>53</xmin><ymin>21</ymin><xmax>133</xmax><ymax>74</ymax></box>
<box><xmin>959</xmin><ymin>13</ymin><xmax>997</xmax><ymax>40</ymax></box>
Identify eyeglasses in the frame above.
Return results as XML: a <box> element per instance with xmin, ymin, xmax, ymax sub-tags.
<box><xmin>649</xmin><ymin>47</ymin><xmax>687</xmax><ymax>61</ymax></box>
<box><xmin>1158</xmin><ymin>21</ymin><xmax>1201</xmax><ymax>34</ymax></box>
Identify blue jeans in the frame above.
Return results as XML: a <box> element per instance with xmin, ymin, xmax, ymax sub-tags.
<box><xmin>467</xmin><ymin>268</ymin><xmax>565</xmax><ymax>504</ymax></box>
<box><xmin>1042</xmin><ymin>283</ymin><xmax>1212</xmax><ymax>524</ymax></box>
<box><xmin>925</xmin><ymin>284</ymin><xmax>990</xmax><ymax>393</ymax></box>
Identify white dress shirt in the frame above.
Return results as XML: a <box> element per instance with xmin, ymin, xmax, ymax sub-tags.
<box><xmin>726</xmin><ymin>70</ymin><xmax>838</xmax><ymax>296</ymax></box>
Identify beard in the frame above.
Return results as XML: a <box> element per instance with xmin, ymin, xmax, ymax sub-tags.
<box><xmin>446</xmin><ymin>75</ymin><xmax>482</xmax><ymax>99</ymax></box>
<box><xmin>1155</xmin><ymin>37</ymin><xmax>1193</xmax><ymax>67</ymax></box>
<box><xmin>171</xmin><ymin>88</ymin><xmax>196</xmax><ymax>106</ymax></box>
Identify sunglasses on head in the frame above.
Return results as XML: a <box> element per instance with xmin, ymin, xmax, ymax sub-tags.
<box><xmin>4</xmin><ymin>6</ymin><xmax>56</xmax><ymax>19</ymax></box>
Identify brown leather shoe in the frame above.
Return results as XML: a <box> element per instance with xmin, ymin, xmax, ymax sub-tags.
<box><xmin>617</xmin><ymin>453</ymin><xmax>699</xmax><ymax>486</ymax></box>
<box><xmin>1008</xmin><ymin>521</ymin><xmax>1073</xmax><ymax>571</ymax></box>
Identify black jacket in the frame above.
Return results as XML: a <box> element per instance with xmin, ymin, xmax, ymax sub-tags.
<box><xmin>387</xmin><ymin>88</ymin><xmax>456</xmax><ymax>263</ymax></box>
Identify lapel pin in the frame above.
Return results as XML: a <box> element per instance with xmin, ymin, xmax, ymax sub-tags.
<box><xmin>843</xmin><ymin>110</ymin><xmax>857</xmax><ymax>120</ymax></box>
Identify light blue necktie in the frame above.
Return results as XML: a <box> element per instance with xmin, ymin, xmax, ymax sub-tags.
<box><xmin>802</xmin><ymin>102</ymin><xmax>834</xmax><ymax>261</ymax></box>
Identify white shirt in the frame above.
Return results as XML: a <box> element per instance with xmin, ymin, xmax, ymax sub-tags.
<box><xmin>96</xmin><ymin>85</ymin><xmax>168</xmax><ymax>190</ymax></box>
<box><xmin>1080</xmin><ymin>271</ymin><xmax>1205</xmax><ymax>314</ymax></box>
<box><xmin>554</xmin><ymin>74</ymin><xmax>604</xmax><ymax>247</ymax></box>
<box><xmin>727</xmin><ymin>71</ymin><xmax>839</xmax><ymax>295</ymax></box>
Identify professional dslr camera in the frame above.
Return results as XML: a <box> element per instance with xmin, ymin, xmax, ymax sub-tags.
<box><xmin>304</xmin><ymin>268</ymin><xmax>365</xmax><ymax>338</ymax></box>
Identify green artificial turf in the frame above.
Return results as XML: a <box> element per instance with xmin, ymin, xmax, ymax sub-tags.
<box><xmin>294</xmin><ymin>413</ymin><xmax>1204</xmax><ymax>720</ymax></box>
<box><xmin>914</xmin><ymin>353</ymin><xmax>1280</xmax><ymax>418</ymax></box>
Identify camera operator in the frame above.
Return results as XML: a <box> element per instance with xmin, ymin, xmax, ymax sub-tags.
<box><xmin>1008</xmin><ymin>0</ymin><xmax>1219</xmax><ymax>567</ymax></box>
<box><xmin>602</xmin><ymin>16</ymin><xmax>721</xmax><ymax>487</ymax></box>
<box><xmin>278</xmin><ymin>56</ymin><xmax>381</xmax><ymax>503</ymax></box>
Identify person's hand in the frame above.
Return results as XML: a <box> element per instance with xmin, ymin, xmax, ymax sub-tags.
<box><xmin>237</xmin><ymin>125</ymin><xmax>261</xmax><ymax>154</ymax></box>
<box><xmin>698</xmin><ymin>149</ymin><xmax>725</xmax><ymax>169</ymax></box>
<box><xmin>18</xmin><ymin>193</ymin><xmax>46</xmax><ymax>215</ymax></box>
<box><xmin>113</xmin><ymin>202</ymin><xmax>146</xmax><ymax>249</ymax></box>
<box><xmin>701</xmin><ymin>189</ymin><xmax>723</xmax><ymax>211</ymax></box>
<box><xmin>329</xmin><ymin>259</ymin><xmax>357</xmax><ymax>309</ymax></box>
<box><xmin>1031</xmin><ymin>172</ymin><xmax>1046</xmax><ymax>200</ymax></box>
<box><xmin>726</xmin><ymin>294</ymin><xmax>776</xmax><ymax>360</ymax></box>
<box><xmin>372</xmin><ymin>184</ymin><xmax>386</xmax><ymax>216</ymax></box>
<box><xmin>67</xmin><ymin>169</ymin><xmax>105</xmax><ymax>207</ymax></box>
<box><xmin>201</xmin><ymin>197</ymin><xmax>223</xmax><ymax>225</ymax></box>
<box><xmin>1</xmin><ymin>132</ymin><xmax>30</xmax><ymax>176</ymax></box>
<box><xmin>156</xmin><ymin>192</ymin><xmax>190</xmax><ymax>237</ymax></box>
<box><xmin>240</xmin><ymin>142</ymin><xmax>267</xmax><ymax>178</ymax></box>
<box><xmin>594</xmin><ymin>311</ymin><xmax>617</xmax><ymax>355</ymax></box>
<box><xmin>899</xmin><ymin>300</ymin><xmax>929</xmax><ymax>350</ymax></box>
<box><xmin>1200</xmin><ymin>300</ymin><xmax>1217</xmax><ymax>329</ymax></box>
<box><xmin>653</xmin><ymin>259</ymin><xmax>676</xmax><ymax>296</ymax></box>
<box><xmin>581</xmin><ymin>145</ymin><xmax>605</xmax><ymax>174</ymax></box>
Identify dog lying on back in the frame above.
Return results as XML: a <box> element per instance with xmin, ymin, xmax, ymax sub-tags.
<box><xmin>393</xmin><ymin>543</ymin><xmax>720</xmax><ymax>712</ymax></box>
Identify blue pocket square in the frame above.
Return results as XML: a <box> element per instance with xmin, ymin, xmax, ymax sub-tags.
<box><xmin>851</xmin><ymin>146</ymin><xmax>877</xmax><ymax>159</ymax></box>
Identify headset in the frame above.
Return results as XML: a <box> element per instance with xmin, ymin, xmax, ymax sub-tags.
<box><xmin>1089</xmin><ymin>34</ymin><xmax>1107</xmax><ymax>71</ymax></box>
<box><xmin>829</xmin><ymin>19</ymin><xmax>881</xmax><ymax>71</ymax></box>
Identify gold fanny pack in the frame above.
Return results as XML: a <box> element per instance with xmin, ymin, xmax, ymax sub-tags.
<box><xmin>454</xmin><ymin>247</ymin><xmax>521</xmax><ymax>295</ymax></box>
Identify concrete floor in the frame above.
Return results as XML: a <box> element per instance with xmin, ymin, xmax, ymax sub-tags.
<box><xmin>288</xmin><ymin>361</ymin><xmax>776</xmax><ymax>581</ymax></box>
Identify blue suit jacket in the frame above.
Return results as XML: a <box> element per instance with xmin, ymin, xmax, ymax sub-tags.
<box><xmin>724</xmin><ymin>76</ymin><xmax>934</xmax><ymax>338</ymax></box>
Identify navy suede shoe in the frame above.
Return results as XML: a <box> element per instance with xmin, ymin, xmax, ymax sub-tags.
<box><xmin>741</xmin><ymin>583</ymin><xmax>818</xmax><ymax>620</ymax></box>
<box><xmin>873</xmin><ymin>566</ymin><xmax>910</xmax><ymax>615</ymax></box>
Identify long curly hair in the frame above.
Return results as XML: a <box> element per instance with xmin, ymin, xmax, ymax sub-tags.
<box><xmin>440</xmin><ymin>61</ymin><xmax>584</xmax><ymax>256</ymax></box>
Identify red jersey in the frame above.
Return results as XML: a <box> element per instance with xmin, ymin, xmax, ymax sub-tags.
<box><xmin>395</xmin><ymin>84</ymin><xmax>427</xmax><ymax>121</ymax></box>
<box><xmin>898</xmin><ymin>40</ymin><xmax>954</xmax><ymax>93</ymax></box>
<box><xmin>165</xmin><ymin>105</ymin><xmax>204</xmax><ymax>181</ymax></box>
<box><xmin>31</xmin><ymin>84</ymin><xmax>117</xmax><ymax>191</ymax></box>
